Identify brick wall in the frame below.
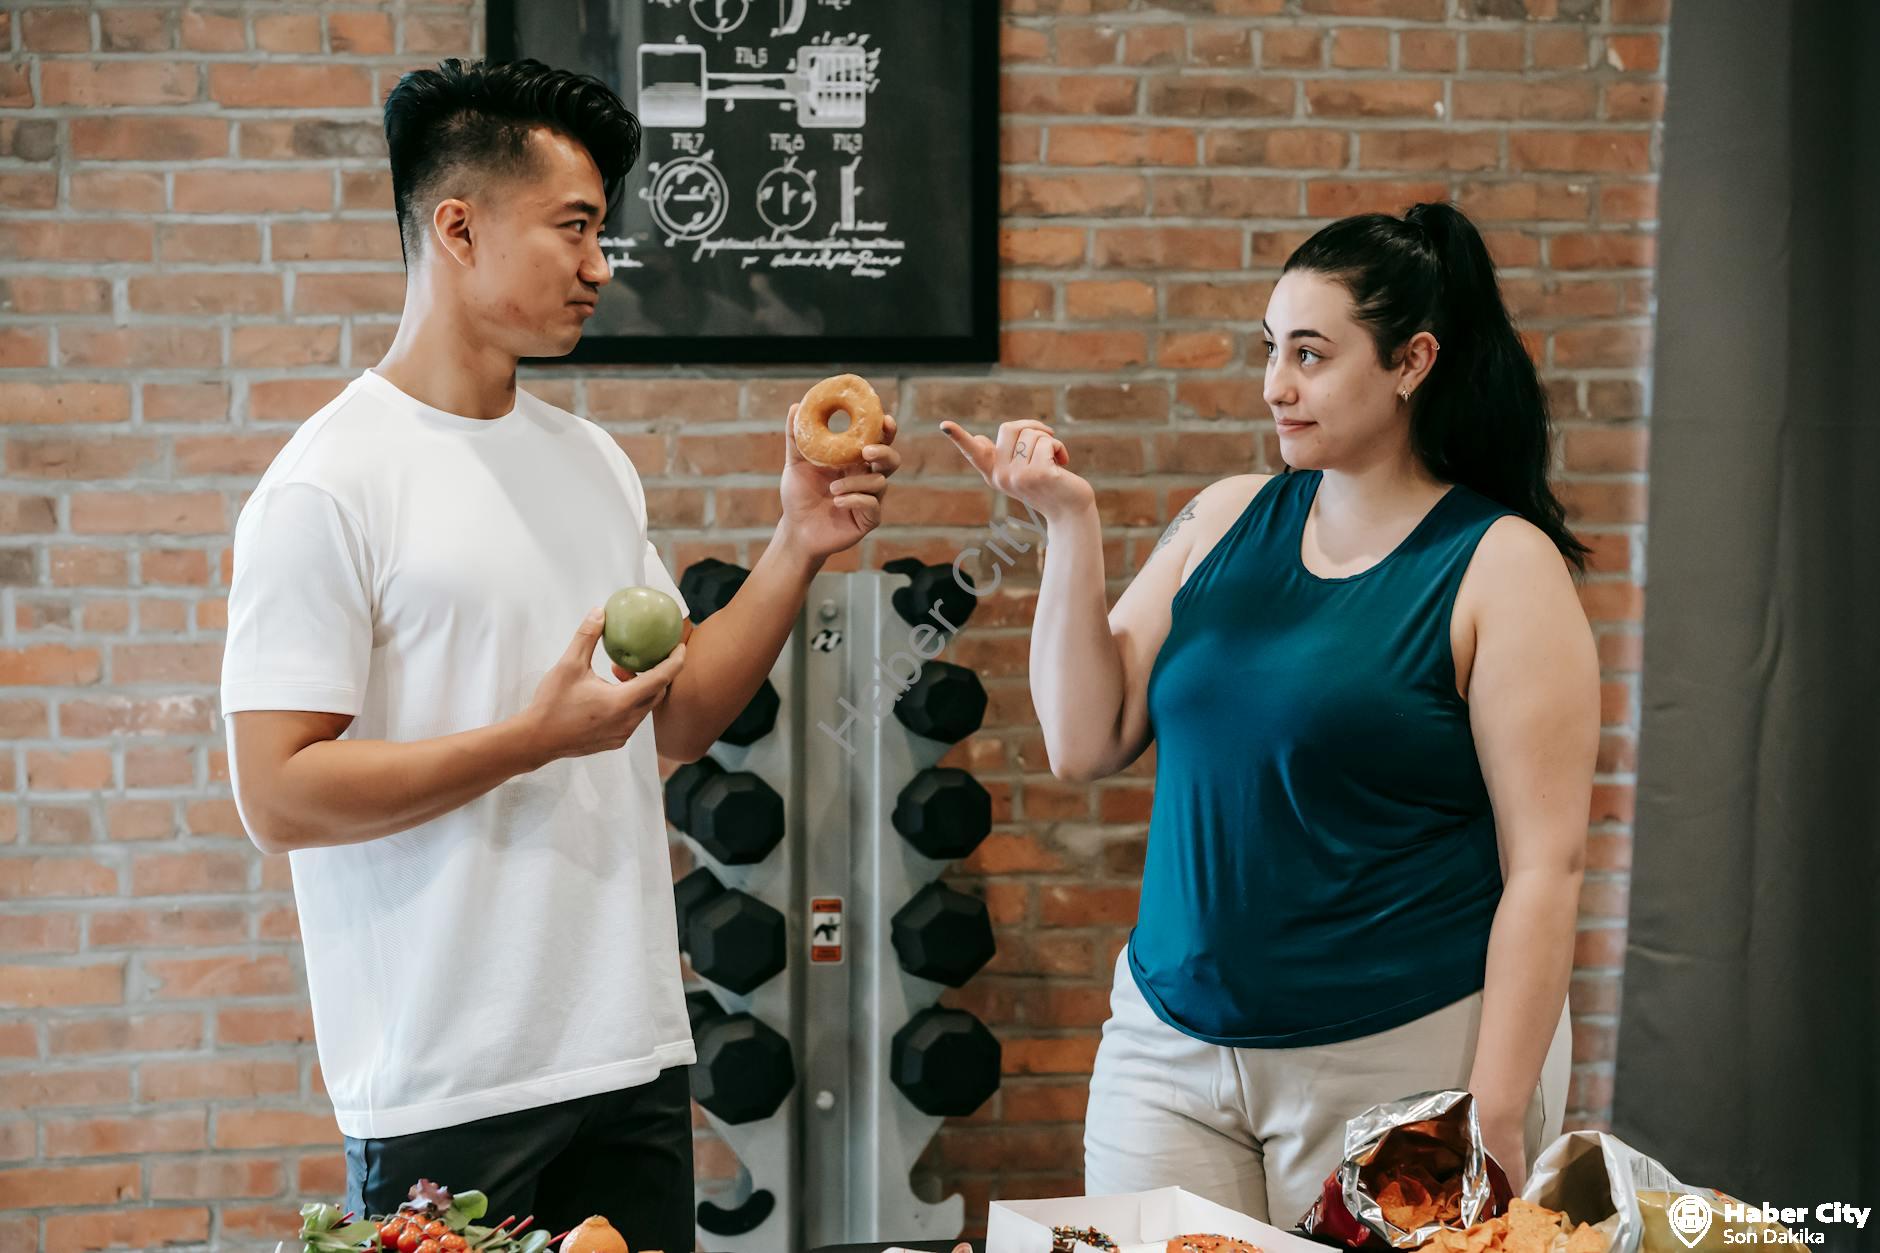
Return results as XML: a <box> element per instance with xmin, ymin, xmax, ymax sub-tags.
<box><xmin>0</xmin><ymin>0</ymin><xmax>1664</xmax><ymax>1247</ymax></box>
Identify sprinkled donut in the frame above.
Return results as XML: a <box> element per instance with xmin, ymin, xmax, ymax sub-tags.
<box><xmin>794</xmin><ymin>374</ymin><xmax>885</xmax><ymax>468</ymax></box>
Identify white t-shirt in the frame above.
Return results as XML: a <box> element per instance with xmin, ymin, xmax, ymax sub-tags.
<box><xmin>220</xmin><ymin>368</ymin><xmax>695</xmax><ymax>1139</ymax></box>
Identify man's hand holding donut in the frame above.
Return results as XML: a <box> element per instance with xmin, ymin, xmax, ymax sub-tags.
<box><xmin>939</xmin><ymin>419</ymin><xmax>1094</xmax><ymax>522</ymax></box>
<box><xmin>778</xmin><ymin>399</ymin><xmax>900</xmax><ymax>562</ymax></box>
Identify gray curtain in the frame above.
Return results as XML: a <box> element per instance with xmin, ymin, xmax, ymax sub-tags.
<box><xmin>1613</xmin><ymin>0</ymin><xmax>1878</xmax><ymax>1243</ymax></box>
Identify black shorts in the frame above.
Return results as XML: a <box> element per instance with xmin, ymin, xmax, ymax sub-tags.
<box><xmin>343</xmin><ymin>1065</ymin><xmax>694</xmax><ymax>1252</ymax></box>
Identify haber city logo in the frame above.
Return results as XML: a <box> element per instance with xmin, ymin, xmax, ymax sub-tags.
<box><xmin>1667</xmin><ymin>1194</ymin><xmax>1873</xmax><ymax>1248</ymax></box>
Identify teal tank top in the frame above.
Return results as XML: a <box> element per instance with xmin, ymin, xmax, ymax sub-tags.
<box><xmin>1128</xmin><ymin>469</ymin><xmax>1516</xmax><ymax>1047</ymax></box>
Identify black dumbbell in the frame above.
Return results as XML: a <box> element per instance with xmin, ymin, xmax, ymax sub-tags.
<box><xmin>673</xmin><ymin>866</ymin><xmax>724</xmax><ymax>941</ymax></box>
<box><xmin>666</xmin><ymin>758</ymin><xmax>785</xmax><ymax>865</ymax></box>
<box><xmin>719</xmin><ymin>677</ymin><xmax>779</xmax><ymax>746</ymax></box>
<box><xmin>891</xmin><ymin>882</ymin><xmax>995</xmax><ymax>987</ymax></box>
<box><xmin>679</xmin><ymin>557</ymin><xmax>749</xmax><ymax>623</ymax></box>
<box><xmin>691</xmin><ymin>998</ymin><xmax>795</xmax><ymax>1124</ymax></box>
<box><xmin>890</xmin><ymin>1007</ymin><xmax>1000</xmax><ymax>1118</ymax></box>
<box><xmin>892</xmin><ymin>767</ymin><xmax>992</xmax><ymax>861</ymax></box>
<box><xmin>892</xmin><ymin>660</ymin><xmax>987</xmax><ymax>743</ymax></box>
<box><xmin>675</xmin><ymin>872</ymin><xmax>787</xmax><ymax>995</ymax></box>
<box><xmin>686</xmin><ymin>987</ymin><xmax>724</xmax><ymax>1033</ymax></box>
<box><xmin>884</xmin><ymin>556</ymin><xmax>978</xmax><ymax>635</ymax></box>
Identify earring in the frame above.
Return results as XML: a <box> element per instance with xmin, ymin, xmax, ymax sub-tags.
<box><xmin>1398</xmin><ymin>387</ymin><xmax>1410</xmax><ymax>403</ymax></box>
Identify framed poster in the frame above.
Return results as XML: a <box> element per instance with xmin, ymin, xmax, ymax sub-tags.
<box><xmin>488</xmin><ymin>0</ymin><xmax>1000</xmax><ymax>365</ymax></box>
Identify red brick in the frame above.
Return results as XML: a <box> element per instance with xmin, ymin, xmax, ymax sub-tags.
<box><xmin>0</xmin><ymin>1067</ymin><xmax>133</xmax><ymax>1111</ymax></box>
<box><xmin>140</xmin><ymin>1059</ymin><xmax>298</xmax><ymax>1102</ymax></box>
<box><xmin>1000</xmin><ymin>226</ymin><xmax>1087</xmax><ymax>267</ymax></box>
<box><xmin>0</xmin><ymin>219</ymin><xmax>152</xmax><ymax>263</ymax></box>
<box><xmin>1048</xmin><ymin>125</ymin><xmax>1198</xmax><ymax>167</ymax></box>
<box><xmin>0</xmin><ymin>962</ymin><xmax>123</xmax><ymax>1008</ymax></box>
<box><xmin>215</xmin><ymin>1108</ymin><xmax>339</xmax><ymax>1149</ymax></box>
<box><xmin>217</xmin><ymin>1006</ymin><xmax>315</xmax><ymax>1047</ymax></box>
<box><xmin>1191</xmin><ymin>25</ymin><xmax>1253</xmax><ymax>66</ymax></box>
<box><xmin>294</xmin><ymin>272</ymin><xmax>406</xmax><ymax>315</ymax></box>
<box><xmin>145</xmin><ymin>954</ymin><xmax>296</xmax><ymax>1000</ymax></box>
<box><xmin>0</xmin><ymin>1162</ymin><xmax>139</xmax><ymax>1208</ymax></box>
<box><xmin>1154</xmin><ymin>174</ymin><xmax>1298</xmax><ymax>218</ymax></box>
<box><xmin>1147</xmin><ymin>76</ymin><xmax>1291</xmax><ymax>118</ymax></box>
<box><xmin>149</xmin><ymin>1157</ymin><xmax>283</xmax><ymax>1201</ymax></box>
<box><xmin>6</xmin><ymin>437</ymin><xmax>161</xmax><ymax>481</ymax></box>
<box><xmin>70</xmin><ymin>115</ymin><xmax>228</xmax><ymax>162</ymax></box>
<box><xmin>0</xmin><ymin>276</ymin><xmax>112</xmax><ymax>315</ymax></box>
<box><xmin>20</xmin><ymin>8</ymin><xmax>91</xmax><ymax>51</ymax></box>
<box><xmin>1002</xmin><ymin>73</ymin><xmax>1138</xmax><ymax>116</ymax></box>
<box><xmin>1511</xmin><ymin>131</ymin><xmax>1653</xmax><ymax>175</ymax></box>
<box><xmin>1307</xmin><ymin>78</ymin><xmax>1444</xmax><ymax>119</ymax></box>
<box><xmin>1002</xmin><ymin>331</ymin><xmax>1147</xmax><ymax>372</ymax></box>
<box><xmin>1306</xmin><ymin>179</ymin><xmax>1448</xmax><ymax>218</ymax></box>
<box><xmin>42</xmin><ymin>1209</ymin><xmax>211</xmax><ymax>1251</ymax></box>
<box><xmin>1261</xmin><ymin>27</ymin><xmax>1325</xmax><ymax>69</ymax></box>
<box><xmin>1123</xmin><ymin>26</ymin><xmax>1185</xmax><ymax>66</ymax></box>
<box><xmin>48</xmin><ymin>1012</ymin><xmax>203</xmax><ymax>1056</ymax></box>
<box><xmin>1002</xmin><ymin>172</ymin><xmax>1146</xmax><ymax>217</ymax></box>
<box><xmin>1001</xmin><ymin>1036</ymin><xmax>1100</xmax><ymax>1075</ymax></box>
<box><xmin>39</xmin><ymin>60</ymin><xmax>200</xmax><ymax>107</ymax></box>
<box><xmin>1095</xmin><ymin>227</ymin><xmax>1241</xmax><ymax>270</ymax></box>
<box><xmin>1066</xmin><ymin>280</ymin><xmax>1156</xmax><ymax>321</ymax></box>
<box><xmin>329</xmin><ymin>11</ymin><xmax>394</xmax><ymax>54</ymax></box>
<box><xmin>1359</xmin><ymin>130</ymin><xmax>1501</xmax><ymax>172</ymax></box>
<box><xmin>25</xmin><ymin>749</ymin><xmax>114</xmax><ymax>791</ymax></box>
<box><xmin>71</xmin><ymin>494</ymin><xmax>224</xmax><ymax>536</ymax></box>
<box><xmin>1157</xmin><ymin>331</ymin><xmax>1236</xmax><ymax>369</ymax></box>
<box><xmin>208</xmin><ymin>64</ymin><xmax>373</xmax><ymax>109</ymax></box>
<box><xmin>44</xmin><ymin>1113</ymin><xmax>207</xmax><ymax>1158</ymax></box>
<box><xmin>1304</xmin><ymin>0</ymin><xmax>1444</xmax><ymax>14</ymax></box>
<box><xmin>1055</xmin><ymin>27</ymin><xmax>1119</xmax><ymax>67</ymax></box>
<box><xmin>99</xmin><ymin>8</ymin><xmax>173</xmax><ymax>52</ymax></box>
<box><xmin>1454</xmin><ymin>80</ymin><xmax>1597</xmax><ymax>121</ymax></box>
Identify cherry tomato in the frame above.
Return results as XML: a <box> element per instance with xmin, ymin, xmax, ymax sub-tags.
<box><xmin>397</xmin><ymin>1229</ymin><xmax>422</xmax><ymax>1253</ymax></box>
<box><xmin>439</xmin><ymin>1237</ymin><xmax>468</xmax><ymax>1252</ymax></box>
<box><xmin>423</xmin><ymin>1223</ymin><xmax>448</xmax><ymax>1239</ymax></box>
<box><xmin>377</xmin><ymin>1222</ymin><xmax>403</xmax><ymax>1249</ymax></box>
<box><xmin>416</xmin><ymin>1241</ymin><xmax>442</xmax><ymax>1253</ymax></box>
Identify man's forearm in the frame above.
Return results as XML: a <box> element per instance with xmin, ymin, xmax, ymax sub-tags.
<box><xmin>1468</xmin><ymin>867</ymin><xmax>1582</xmax><ymax>1127</ymax></box>
<box><xmin>256</xmin><ymin>715</ymin><xmax>547</xmax><ymax>853</ymax></box>
<box><xmin>655</xmin><ymin>522</ymin><xmax>823</xmax><ymax>761</ymax></box>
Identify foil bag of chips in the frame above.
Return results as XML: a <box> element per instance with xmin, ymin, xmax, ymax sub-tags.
<box><xmin>1298</xmin><ymin>1089</ymin><xmax>1514</xmax><ymax>1250</ymax></box>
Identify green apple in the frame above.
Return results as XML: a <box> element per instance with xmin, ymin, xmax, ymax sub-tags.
<box><xmin>602</xmin><ymin>585</ymin><xmax>683</xmax><ymax>672</ymax></box>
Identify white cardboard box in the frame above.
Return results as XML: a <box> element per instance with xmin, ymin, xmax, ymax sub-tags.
<box><xmin>987</xmin><ymin>1187</ymin><xmax>1333</xmax><ymax>1253</ymax></box>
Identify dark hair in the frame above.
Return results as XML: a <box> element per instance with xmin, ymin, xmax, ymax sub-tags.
<box><xmin>1283</xmin><ymin>202</ymin><xmax>1589</xmax><ymax>573</ymax></box>
<box><xmin>382</xmin><ymin>58</ymin><xmax>642</xmax><ymax>267</ymax></box>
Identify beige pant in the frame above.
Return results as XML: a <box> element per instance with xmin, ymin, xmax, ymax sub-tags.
<box><xmin>1084</xmin><ymin>947</ymin><xmax>1571</xmax><ymax>1228</ymax></box>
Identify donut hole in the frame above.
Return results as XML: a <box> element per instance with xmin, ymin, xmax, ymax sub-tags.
<box><xmin>826</xmin><ymin>410</ymin><xmax>852</xmax><ymax>433</ymax></box>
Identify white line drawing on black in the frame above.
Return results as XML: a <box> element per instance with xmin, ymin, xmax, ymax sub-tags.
<box><xmin>690</xmin><ymin>0</ymin><xmax>749</xmax><ymax>36</ymax></box>
<box><xmin>771</xmin><ymin>0</ymin><xmax>806</xmax><ymax>36</ymax></box>
<box><xmin>642</xmin><ymin>153</ymin><xmax>731</xmax><ymax>241</ymax></box>
<box><xmin>636</xmin><ymin>39</ymin><xmax>876</xmax><ymax>130</ymax></box>
<box><xmin>837</xmin><ymin>156</ymin><xmax>885</xmax><ymax>233</ymax></box>
<box><xmin>757</xmin><ymin>157</ymin><xmax>819</xmax><ymax>234</ymax></box>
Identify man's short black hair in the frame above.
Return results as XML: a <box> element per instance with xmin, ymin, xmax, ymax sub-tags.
<box><xmin>382</xmin><ymin>57</ymin><xmax>642</xmax><ymax>266</ymax></box>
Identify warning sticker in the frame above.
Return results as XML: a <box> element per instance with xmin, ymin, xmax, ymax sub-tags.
<box><xmin>810</xmin><ymin>896</ymin><xmax>844</xmax><ymax>964</ymax></box>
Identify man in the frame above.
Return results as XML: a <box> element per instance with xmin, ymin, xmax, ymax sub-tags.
<box><xmin>220</xmin><ymin>58</ymin><xmax>899</xmax><ymax>1249</ymax></box>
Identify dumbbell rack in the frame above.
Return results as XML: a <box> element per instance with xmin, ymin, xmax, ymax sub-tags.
<box><xmin>677</xmin><ymin>567</ymin><xmax>993</xmax><ymax>1253</ymax></box>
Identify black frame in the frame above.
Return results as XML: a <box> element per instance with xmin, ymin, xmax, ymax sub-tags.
<box><xmin>487</xmin><ymin>0</ymin><xmax>1001</xmax><ymax>366</ymax></box>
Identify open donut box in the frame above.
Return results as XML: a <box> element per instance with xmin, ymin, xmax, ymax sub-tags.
<box><xmin>987</xmin><ymin>1186</ymin><xmax>1333</xmax><ymax>1253</ymax></box>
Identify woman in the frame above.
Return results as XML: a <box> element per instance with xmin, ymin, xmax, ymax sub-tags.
<box><xmin>941</xmin><ymin>202</ymin><xmax>1598</xmax><ymax>1225</ymax></box>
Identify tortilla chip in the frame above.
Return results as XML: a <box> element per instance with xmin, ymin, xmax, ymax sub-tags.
<box><xmin>1565</xmin><ymin>1222</ymin><xmax>1605</xmax><ymax>1253</ymax></box>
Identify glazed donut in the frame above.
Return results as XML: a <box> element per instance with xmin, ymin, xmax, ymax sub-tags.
<box><xmin>794</xmin><ymin>373</ymin><xmax>885</xmax><ymax>468</ymax></box>
<box><xmin>1166</xmin><ymin>1237</ymin><xmax>1263</xmax><ymax>1253</ymax></box>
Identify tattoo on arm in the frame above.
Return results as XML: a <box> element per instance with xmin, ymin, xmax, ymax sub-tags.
<box><xmin>1149</xmin><ymin>498</ymin><xmax>1198</xmax><ymax>559</ymax></box>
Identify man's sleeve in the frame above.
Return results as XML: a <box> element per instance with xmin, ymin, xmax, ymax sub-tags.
<box><xmin>220</xmin><ymin>481</ymin><xmax>375</xmax><ymax>716</ymax></box>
